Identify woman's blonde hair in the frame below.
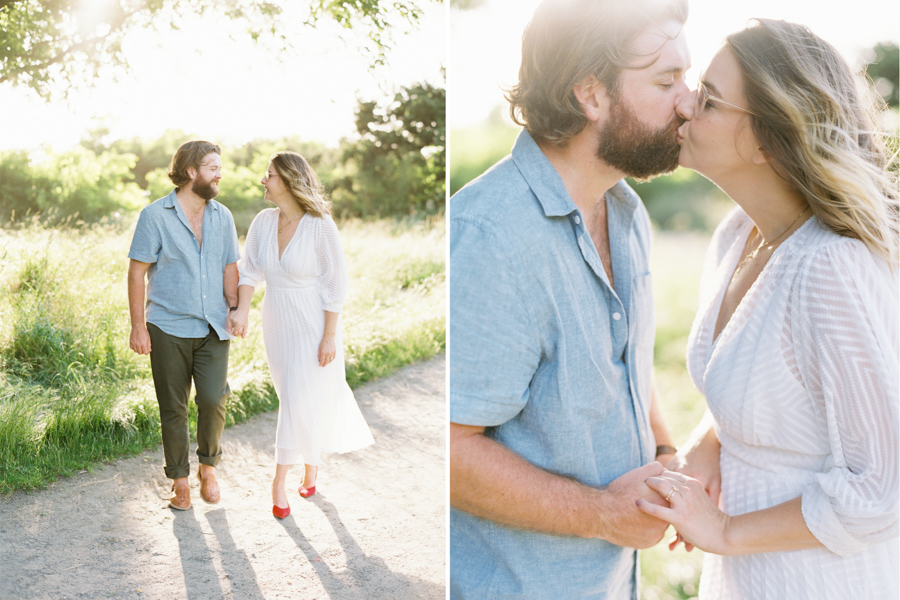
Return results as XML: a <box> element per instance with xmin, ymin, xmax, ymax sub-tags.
<box><xmin>726</xmin><ymin>19</ymin><xmax>899</xmax><ymax>264</ymax></box>
<box><xmin>270</xmin><ymin>151</ymin><xmax>332</xmax><ymax>218</ymax></box>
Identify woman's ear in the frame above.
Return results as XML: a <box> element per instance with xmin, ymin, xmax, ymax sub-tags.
<box><xmin>751</xmin><ymin>146</ymin><xmax>769</xmax><ymax>165</ymax></box>
<box><xmin>573</xmin><ymin>75</ymin><xmax>606</xmax><ymax>123</ymax></box>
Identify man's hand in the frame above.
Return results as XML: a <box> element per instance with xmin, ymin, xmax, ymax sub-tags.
<box><xmin>129</xmin><ymin>324</ymin><xmax>151</xmax><ymax>355</ymax></box>
<box><xmin>228</xmin><ymin>309</ymin><xmax>249</xmax><ymax>338</ymax></box>
<box><xmin>596</xmin><ymin>461</ymin><xmax>671</xmax><ymax>549</ymax></box>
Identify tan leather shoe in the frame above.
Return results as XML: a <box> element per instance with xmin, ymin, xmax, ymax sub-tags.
<box><xmin>168</xmin><ymin>481</ymin><xmax>191</xmax><ymax>511</ymax></box>
<box><xmin>197</xmin><ymin>467</ymin><xmax>220</xmax><ymax>504</ymax></box>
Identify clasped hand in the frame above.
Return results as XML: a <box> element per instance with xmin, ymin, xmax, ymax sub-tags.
<box><xmin>637</xmin><ymin>468</ymin><xmax>731</xmax><ymax>555</ymax></box>
<box><xmin>228</xmin><ymin>310</ymin><xmax>248</xmax><ymax>338</ymax></box>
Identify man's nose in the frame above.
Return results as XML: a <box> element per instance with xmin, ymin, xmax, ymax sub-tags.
<box><xmin>675</xmin><ymin>88</ymin><xmax>696</xmax><ymax>121</ymax></box>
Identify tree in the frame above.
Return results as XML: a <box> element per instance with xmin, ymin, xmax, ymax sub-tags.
<box><xmin>341</xmin><ymin>79</ymin><xmax>445</xmax><ymax>217</ymax></box>
<box><xmin>0</xmin><ymin>0</ymin><xmax>436</xmax><ymax>100</ymax></box>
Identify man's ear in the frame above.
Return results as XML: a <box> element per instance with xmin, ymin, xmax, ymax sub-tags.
<box><xmin>573</xmin><ymin>75</ymin><xmax>607</xmax><ymax>123</ymax></box>
<box><xmin>187</xmin><ymin>166</ymin><xmax>197</xmax><ymax>180</ymax></box>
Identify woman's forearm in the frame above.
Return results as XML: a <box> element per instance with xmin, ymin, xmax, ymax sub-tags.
<box><xmin>723</xmin><ymin>497</ymin><xmax>822</xmax><ymax>555</ymax></box>
<box><xmin>323</xmin><ymin>310</ymin><xmax>339</xmax><ymax>338</ymax></box>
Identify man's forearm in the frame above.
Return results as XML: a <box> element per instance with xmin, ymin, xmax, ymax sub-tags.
<box><xmin>649</xmin><ymin>379</ymin><xmax>676</xmax><ymax>457</ymax></box>
<box><xmin>127</xmin><ymin>265</ymin><xmax>147</xmax><ymax>329</ymax></box>
<box><xmin>451</xmin><ymin>423</ymin><xmax>607</xmax><ymax>538</ymax></box>
<box><xmin>450</xmin><ymin>423</ymin><xmax>669</xmax><ymax>547</ymax></box>
<box><xmin>223</xmin><ymin>262</ymin><xmax>238</xmax><ymax>308</ymax></box>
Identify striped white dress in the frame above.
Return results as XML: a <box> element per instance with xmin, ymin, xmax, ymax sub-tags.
<box><xmin>239</xmin><ymin>208</ymin><xmax>373</xmax><ymax>466</ymax></box>
<box><xmin>686</xmin><ymin>208</ymin><xmax>899</xmax><ymax>599</ymax></box>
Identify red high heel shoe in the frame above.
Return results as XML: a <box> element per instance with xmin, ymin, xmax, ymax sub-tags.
<box><xmin>298</xmin><ymin>485</ymin><xmax>316</xmax><ymax>498</ymax></box>
<box><xmin>273</xmin><ymin>504</ymin><xmax>291</xmax><ymax>518</ymax></box>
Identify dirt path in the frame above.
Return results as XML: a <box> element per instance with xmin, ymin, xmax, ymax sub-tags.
<box><xmin>0</xmin><ymin>354</ymin><xmax>446</xmax><ymax>600</ymax></box>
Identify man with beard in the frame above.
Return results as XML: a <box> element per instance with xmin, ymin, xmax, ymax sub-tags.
<box><xmin>449</xmin><ymin>0</ymin><xmax>688</xmax><ymax>597</ymax></box>
<box><xmin>128</xmin><ymin>140</ymin><xmax>240</xmax><ymax>511</ymax></box>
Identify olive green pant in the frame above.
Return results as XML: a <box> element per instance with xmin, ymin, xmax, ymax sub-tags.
<box><xmin>148</xmin><ymin>323</ymin><xmax>230</xmax><ymax>480</ymax></box>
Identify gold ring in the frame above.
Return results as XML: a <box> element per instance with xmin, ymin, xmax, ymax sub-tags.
<box><xmin>665</xmin><ymin>488</ymin><xmax>678</xmax><ymax>502</ymax></box>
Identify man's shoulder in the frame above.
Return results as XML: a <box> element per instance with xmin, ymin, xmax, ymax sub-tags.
<box><xmin>208</xmin><ymin>198</ymin><xmax>235</xmax><ymax>220</ymax></box>
<box><xmin>450</xmin><ymin>155</ymin><xmax>538</xmax><ymax>226</ymax></box>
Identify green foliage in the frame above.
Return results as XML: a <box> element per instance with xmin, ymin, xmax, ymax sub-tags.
<box><xmin>1</xmin><ymin>75</ymin><xmax>445</xmax><ymax>227</ymax></box>
<box><xmin>307</xmin><ymin>0</ymin><xmax>437</xmax><ymax>66</ymax></box>
<box><xmin>627</xmin><ymin>169</ymin><xmax>732</xmax><ymax>232</ymax></box>
<box><xmin>0</xmin><ymin>147</ymin><xmax>144</xmax><ymax>224</ymax></box>
<box><xmin>341</xmin><ymin>80</ymin><xmax>446</xmax><ymax>218</ymax></box>
<box><xmin>0</xmin><ymin>212</ymin><xmax>444</xmax><ymax>493</ymax></box>
<box><xmin>0</xmin><ymin>0</ymin><xmax>434</xmax><ymax>100</ymax></box>
<box><xmin>865</xmin><ymin>42</ymin><xmax>899</xmax><ymax>109</ymax></box>
<box><xmin>449</xmin><ymin>105</ymin><xmax>518</xmax><ymax>196</ymax></box>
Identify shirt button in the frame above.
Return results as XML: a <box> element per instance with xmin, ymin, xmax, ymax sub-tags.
<box><xmin>203</xmin><ymin>295</ymin><xmax>207</xmax><ymax>298</ymax></box>
<box><xmin>612</xmin><ymin>312</ymin><xmax>621</xmax><ymax>320</ymax></box>
<box><xmin>574</xmin><ymin>215</ymin><xmax>581</xmax><ymax>224</ymax></box>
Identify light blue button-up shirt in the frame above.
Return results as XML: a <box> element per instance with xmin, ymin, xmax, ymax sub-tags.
<box><xmin>128</xmin><ymin>190</ymin><xmax>240</xmax><ymax>340</ymax></box>
<box><xmin>449</xmin><ymin>131</ymin><xmax>657</xmax><ymax>600</ymax></box>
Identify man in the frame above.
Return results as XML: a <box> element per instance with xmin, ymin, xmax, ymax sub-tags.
<box><xmin>128</xmin><ymin>140</ymin><xmax>240</xmax><ymax>511</ymax></box>
<box><xmin>449</xmin><ymin>0</ymin><xmax>689</xmax><ymax>597</ymax></box>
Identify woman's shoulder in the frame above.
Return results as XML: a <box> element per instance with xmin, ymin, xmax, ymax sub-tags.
<box><xmin>789</xmin><ymin>218</ymin><xmax>894</xmax><ymax>292</ymax></box>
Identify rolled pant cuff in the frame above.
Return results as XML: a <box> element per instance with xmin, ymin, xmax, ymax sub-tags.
<box><xmin>197</xmin><ymin>452</ymin><xmax>223</xmax><ymax>468</ymax></box>
<box><xmin>165</xmin><ymin>466</ymin><xmax>191</xmax><ymax>480</ymax></box>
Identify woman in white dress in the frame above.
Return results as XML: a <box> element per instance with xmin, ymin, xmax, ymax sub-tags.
<box><xmin>230</xmin><ymin>151</ymin><xmax>374</xmax><ymax>519</ymax></box>
<box><xmin>636</xmin><ymin>20</ymin><xmax>899</xmax><ymax>598</ymax></box>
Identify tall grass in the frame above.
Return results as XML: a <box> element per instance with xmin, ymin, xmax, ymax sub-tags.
<box><xmin>0</xmin><ymin>212</ymin><xmax>445</xmax><ymax>493</ymax></box>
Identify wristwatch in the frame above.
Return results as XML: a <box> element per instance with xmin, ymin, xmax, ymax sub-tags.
<box><xmin>229</xmin><ymin>306</ymin><xmax>238</xmax><ymax>312</ymax></box>
<box><xmin>655</xmin><ymin>445</ymin><xmax>678</xmax><ymax>457</ymax></box>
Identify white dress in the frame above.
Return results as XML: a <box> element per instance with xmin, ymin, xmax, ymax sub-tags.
<box><xmin>239</xmin><ymin>208</ymin><xmax>374</xmax><ymax>465</ymax></box>
<box><xmin>686</xmin><ymin>208</ymin><xmax>899</xmax><ymax>599</ymax></box>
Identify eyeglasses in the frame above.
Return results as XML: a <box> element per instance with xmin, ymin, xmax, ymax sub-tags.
<box><xmin>694</xmin><ymin>80</ymin><xmax>757</xmax><ymax>118</ymax></box>
<box><xmin>262</xmin><ymin>171</ymin><xmax>280</xmax><ymax>181</ymax></box>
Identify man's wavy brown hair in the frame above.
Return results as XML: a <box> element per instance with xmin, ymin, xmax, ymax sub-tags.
<box><xmin>167</xmin><ymin>140</ymin><xmax>221</xmax><ymax>190</ymax></box>
<box><xmin>506</xmin><ymin>0</ymin><xmax>688</xmax><ymax>147</ymax></box>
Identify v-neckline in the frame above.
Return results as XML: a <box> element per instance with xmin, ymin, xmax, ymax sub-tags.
<box><xmin>706</xmin><ymin>215</ymin><xmax>809</xmax><ymax>361</ymax></box>
<box><xmin>276</xmin><ymin>211</ymin><xmax>304</xmax><ymax>261</ymax></box>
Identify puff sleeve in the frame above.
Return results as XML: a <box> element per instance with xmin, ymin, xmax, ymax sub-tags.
<box><xmin>315</xmin><ymin>216</ymin><xmax>349</xmax><ymax>313</ymax></box>
<box><xmin>793</xmin><ymin>240</ymin><xmax>899</xmax><ymax>557</ymax></box>
<box><xmin>238</xmin><ymin>210</ymin><xmax>266</xmax><ymax>288</ymax></box>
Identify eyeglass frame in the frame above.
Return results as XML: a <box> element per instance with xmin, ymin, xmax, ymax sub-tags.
<box><xmin>694</xmin><ymin>78</ymin><xmax>758</xmax><ymax>118</ymax></box>
<box><xmin>262</xmin><ymin>170</ymin><xmax>280</xmax><ymax>182</ymax></box>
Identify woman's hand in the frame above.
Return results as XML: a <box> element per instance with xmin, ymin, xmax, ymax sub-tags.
<box><xmin>638</xmin><ymin>470</ymin><xmax>732</xmax><ymax>556</ymax></box>
<box><xmin>318</xmin><ymin>334</ymin><xmax>336</xmax><ymax>367</ymax></box>
<box><xmin>228</xmin><ymin>308</ymin><xmax>250</xmax><ymax>339</ymax></box>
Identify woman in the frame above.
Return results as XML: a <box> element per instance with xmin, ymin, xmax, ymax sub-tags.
<box><xmin>231</xmin><ymin>151</ymin><xmax>374</xmax><ymax>519</ymax></box>
<box><xmin>636</xmin><ymin>20</ymin><xmax>899</xmax><ymax>598</ymax></box>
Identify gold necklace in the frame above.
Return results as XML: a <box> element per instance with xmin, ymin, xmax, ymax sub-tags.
<box><xmin>278</xmin><ymin>212</ymin><xmax>302</xmax><ymax>234</ymax></box>
<box><xmin>735</xmin><ymin>205</ymin><xmax>809</xmax><ymax>274</ymax></box>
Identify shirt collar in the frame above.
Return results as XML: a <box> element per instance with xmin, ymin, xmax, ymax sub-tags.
<box><xmin>511</xmin><ymin>130</ymin><xmax>640</xmax><ymax>219</ymax></box>
<box><xmin>162</xmin><ymin>189</ymin><xmax>220</xmax><ymax>210</ymax></box>
<box><xmin>511</xmin><ymin>130</ymin><xmax>575</xmax><ymax>218</ymax></box>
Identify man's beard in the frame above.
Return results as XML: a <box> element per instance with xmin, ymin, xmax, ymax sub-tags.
<box><xmin>192</xmin><ymin>175</ymin><xmax>219</xmax><ymax>200</ymax></box>
<box><xmin>596</xmin><ymin>94</ymin><xmax>682</xmax><ymax>181</ymax></box>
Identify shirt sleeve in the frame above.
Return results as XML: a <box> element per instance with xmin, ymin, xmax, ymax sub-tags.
<box><xmin>224</xmin><ymin>207</ymin><xmax>241</xmax><ymax>265</ymax></box>
<box><xmin>449</xmin><ymin>215</ymin><xmax>542</xmax><ymax>427</ymax></box>
<box><xmin>315</xmin><ymin>216</ymin><xmax>349</xmax><ymax>313</ymax></box>
<box><xmin>793</xmin><ymin>240</ymin><xmax>899</xmax><ymax>557</ymax></box>
<box><xmin>127</xmin><ymin>206</ymin><xmax>161</xmax><ymax>264</ymax></box>
<box><xmin>238</xmin><ymin>211</ymin><xmax>266</xmax><ymax>288</ymax></box>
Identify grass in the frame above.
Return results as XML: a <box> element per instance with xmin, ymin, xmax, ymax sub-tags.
<box><xmin>640</xmin><ymin>229</ymin><xmax>713</xmax><ymax>600</ymax></box>
<box><xmin>0</xmin><ymin>212</ymin><xmax>445</xmax><ymax>493</ymax></box>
